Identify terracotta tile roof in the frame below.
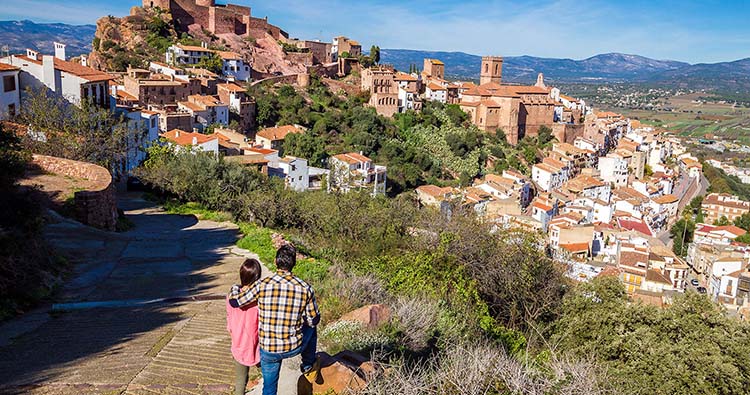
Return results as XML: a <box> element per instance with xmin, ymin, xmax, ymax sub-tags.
<box><xmin>652</xmin><ymin>194</ymin><xmax>679</xmax><ymax>204</ymax></box>
<box><xmin>713</xmin><ymin>225</ymin><xmax>747</xmax><ymax>237</ymax></box>
<box><xmin>617</xmin><ymin>217</ymin><xmax>653</xmax><ymax>237</ymax></box>
<box><xmin>178</xmin><ymin>101</ymin><xmax>203</xmax><ymax>111</ymax></box>
<box><xmin>533</xmin><ymin>163</ymin><xmax>560</xmax><ymax>174</ymax></box>
<box><xmin>333</xmin><ymin>152</ymin><xmax>372</xmax><ymax>165</ymax></box>
<box><xmin>645</xmin><ymin>269</ymin><xmax>672</xmax><ymax>285</ymax></box>
<box><xmin>246</xmin><ymin>147</ymin><xmax>278</xmax><ymax>155</ymax></box>
<box><xmin>560</xmin><ymin>242</ymin><xmax>589</xmax><ymax>253</ymax></box>
<box><xmin>598</xmin><ymin>266</ymin><xmax>622</xmax><ymax>277</ymax></box>
<box><xmin>394</xmin><ymin>72</ymin><xmax>417</xmax><ymax>81</ymax></box>
<box><xmin>256</xmin><ymin>125</ymin><xmax>303</xmax><ymax>141</ymax></box>
<box><xmin>427</xmin><ymin>82</ymin><xmax>446</xmax><ymax>91</ymax></box>
<box><xmin>0</xmin><ymin>63</ymin><xmax>20</xmax><ymax>71</ymax></box>
<box><xmin>217</xmin><ymin>83</ymin><xmax>246</xmax><ymax>93</ymax></box>
<box><xmin>217</xmin><ymin>51</ymin><xmax>242</xmax><ymax>60</ymax></box>
<box><xmin>565</xmin><ymin>175</ymin><xmax>606</xmax><ymax>191</ymax></box>
<box><xmin>161</xmin><ymin>129</ymin><xmax>217</xmax><ymax>146</ymax></box>
<box><xmin>177</xmin><ymin>44</ymin><xmax>213</xmax><ymax>52</ymax></box>
<box><xmin>416</xmin><ymin>185</ymin><xmax>454</xmax><ymax>199</ymax></box>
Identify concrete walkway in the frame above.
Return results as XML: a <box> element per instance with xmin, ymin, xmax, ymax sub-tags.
<box><xmin>0</xmin><ymin>194</ymin><xmax>303</xmax><ymax>395</ymax></box>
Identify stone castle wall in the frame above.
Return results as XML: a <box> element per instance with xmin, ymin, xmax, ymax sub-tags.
<box><xmin>32</xmin><ymin>155</ymin><xmax>118</xmax><ymax>231</ymax></box>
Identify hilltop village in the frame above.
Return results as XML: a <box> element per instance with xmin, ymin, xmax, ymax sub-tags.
<box><xmin>2</xmin><ymin>0</ymin><xmax>750</xmax><ymax>315</ymax></box>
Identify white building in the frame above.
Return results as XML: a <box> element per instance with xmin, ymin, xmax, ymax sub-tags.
<box><xmin>120</xmin><ymin>109</ymin><xmax>160</xmax><ymax>173</ymax></box>
<box><xmin>0</xmin><ymin>63</ymin><xmax>21</xmax><ymax>119</ymax></box>
<box><xmin>598</xmin><ymin>153</ymin><xmax>629</xmax><ymax>187</ymax></box>
<box><xmin>532</xmin><ymin>163</ymin><xmax>564</xmax><ymax>192</ymax></box>
<box><xmin>328</xmin><ymin>152</ymin><xmax>387</xmax><ymax>196</ymax></box>
<box><xmin>161</xmin><ymin>128</ymin><xmax>219</xmax><ymax>155</ymax></box>
<box><xmin>2</xmin><ymin>46</ymin><xmax>113</xmax><ymax>109</ymax></box>
<box><xmin>425</xmin><ymin>82</ymin><xmax>447</xmax><ymax>103</ymax></box>
<box><xmin>166</xmin><ymin>44</ymin><xmax>252</xmax><ymax>81</ymax></box>
<box><xmin>275</xmin><ymin>156</ymin><xmax>309</xmax><ymax>192</ymax></box>
<box><xmin>177</xmin><ymin>95</ymin><xmax>229</xmax><ymax>132</ymax></box>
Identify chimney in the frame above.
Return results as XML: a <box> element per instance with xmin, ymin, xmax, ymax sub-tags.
<box><xmin>54</xmin><ymin>42</ymin><xmax>66</xmax><ymax>61</ymax></box>
<box><xmin>80</xmin><ymin>54</ymin><xmax>88</xmax><ymax>67</ymax></box>
<box><xmin>201</xmin><ymin>42</ymin><xmax>208</xmax><ymax>49</ymax></box>
<box><xmin>192</xmin><ymin>136</ymin><xmax>198</xmax><ymax>145</ymax></box>
<box><xmin>42</xmin><ymin>55</ymin><xmax>57</xmax><ymax>93</ymax></box>
<box><xmin>174</xmin><ymin>130</ymin><xmax>180</xmax><ymax>137</ymax></box>
<box><xmin>26</xmin><ymin>48</ymin><xmax>40</xmax><ymax>60</ymax></box>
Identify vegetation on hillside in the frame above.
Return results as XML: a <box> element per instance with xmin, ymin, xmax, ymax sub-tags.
<box><xmin>253</xmin><ymin>77</ymin><xmax>553</xmax><ymax>193</ymax></box>
<box><xmin>704</xmin><ymin>162</ymin><xmax>750</xmax><ymax>200</ymax></box>
<box><xmin>0</xmin><ymin>125</ymin><xmax>64</xmax><ymax>321</ymax></box>
<box><xmin>134</xmin><ymin>145</ymin><xmax>750</xmax><ymax>394</ymax></box>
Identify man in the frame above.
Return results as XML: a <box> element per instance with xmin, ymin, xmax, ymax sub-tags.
<box><xmin>228</xmin><ymin>244</ymin><xmax>320</xmax><ymax>395</ymax></box>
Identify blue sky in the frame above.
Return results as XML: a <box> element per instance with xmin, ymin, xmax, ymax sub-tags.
<box><xmin>1</xmin><ymin>0</ymin><xmax>748</xmax><ymax>63</ymax></box>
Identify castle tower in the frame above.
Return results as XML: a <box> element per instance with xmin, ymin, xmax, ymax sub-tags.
<box><xmin>480</xmin><ymin>56</ymin><xmax>503</xmax><ymax>85</ymax></box>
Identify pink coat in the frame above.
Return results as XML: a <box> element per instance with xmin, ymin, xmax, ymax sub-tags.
<box><xmin>226</xmin><ymin>296</ymin><xmax>260</xmax><ymax>366</ymax></box>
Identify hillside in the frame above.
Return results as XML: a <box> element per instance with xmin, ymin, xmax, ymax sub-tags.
<box><xmin>649</xmin><ymin>58</ymin><xmax>750</xmax><ymax>92</ymax></box>
<box><xmin>0</xmin><ymin>20</ymin><xmax>95</xmax><ymax>57</ymax></box>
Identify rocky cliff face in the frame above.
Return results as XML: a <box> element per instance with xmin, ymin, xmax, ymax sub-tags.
<box><xmin>89</xmin><ymin>5</ymin><xmax>308</xmax><ymax>77</ymax></box>
<box><xmin>88</xmin><ymin>6</ymin><xmax>178</xmax><ymax>71</ymax></box>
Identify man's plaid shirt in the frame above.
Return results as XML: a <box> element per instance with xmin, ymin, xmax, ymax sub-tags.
<box><xmin>228</xmin><ymin>270</ymin><xmax>320</xmax><ymax>353</ymax></box>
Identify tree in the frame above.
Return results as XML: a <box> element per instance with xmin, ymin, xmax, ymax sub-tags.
<box><xmin>670</xmin><ymin>217</ymin><xmax>695</xmax><ymax>257</ymax></box>
<box><xmin>369</xmin><ymin>45</ymin><xmax>380</xmax><ymax>64</ymax></box>
<box><xmin>553</xmin><ymin>276</ymin><xmax>750</xmax><ymax>395</ymax></box>
<box><xmin>734</xmin><ymin>212</ymin><xmax>750</xmax><ymax>231</ymax></box>
<box><xmin>736</xmin><ymin>233</ymin><xmax>750</xmax><ymax>244</ymax></box>
<box><xmin>537</xmin><ymin>125</ymin><xmax>554</xmax><ymax>147</ymax></box>
<box><xmin>713</xmin><ymin>216</ymin><xmax>730</xmax><ymax>226</ymax></box>
<box><xmin>196</xmin><ymin>53</ymin><xmax>223</xmax><ymax>75</ymax></box>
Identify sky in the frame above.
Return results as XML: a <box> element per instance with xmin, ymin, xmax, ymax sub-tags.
<box><xmin>1</xmin><ymin>0</ymin><xmax>749</xmax><ymax>64</ymax></box>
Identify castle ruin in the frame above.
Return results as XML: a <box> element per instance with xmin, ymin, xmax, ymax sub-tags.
<box><xmin>142</xmin><ymin>0</ymin><xmax>286</xmax><ymax>39</ymax></box>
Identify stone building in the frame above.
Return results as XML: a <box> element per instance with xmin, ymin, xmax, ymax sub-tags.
<box><xmin>361</xmin><ymin>66</ymin><xmax>398</xmax><ymax>117</ymax></box>
<box><xmin>423</xmin><ymin>59</ymin><xmax>444</xmax><ymax>80</ymax></box>
<box><xmin>122</xmin><ymin>68</ymin><xmax>202</xmax><ymax>106</ymax></box>
<box><xmin>143</xmin><ymin>0</ymin><xmax>251</xmax><ymax>36</ymax></box>
<box><xmin>331</xmin><ymin>36</ymin><xmax>361</xmax><ymax>62</ymax></box>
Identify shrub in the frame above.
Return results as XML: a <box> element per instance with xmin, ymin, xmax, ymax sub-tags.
<box><xmin>320</xmin><ymin>320</ymin><xmax>391</xmax><ymax>355</ymax></box>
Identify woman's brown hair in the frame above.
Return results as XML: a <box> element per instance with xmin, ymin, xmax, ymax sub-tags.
<box><xmin>239</xmin><ymin>258</ymin><xmax>262</xmax><ymax>287</ymax></box>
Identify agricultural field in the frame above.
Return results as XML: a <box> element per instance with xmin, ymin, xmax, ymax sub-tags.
<box><xmin>616</xmin><ymin>93</ymin><xmax>750</xmax><ymax>144</ymax></box>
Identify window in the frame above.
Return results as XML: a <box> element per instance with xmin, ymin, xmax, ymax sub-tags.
<box><xmin>3</xmin><ymin>75</ymin><xmax>16</xmax><ymax>92</ymax></box>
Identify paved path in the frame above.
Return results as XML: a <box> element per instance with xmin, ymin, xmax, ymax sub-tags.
<box><xmin>0</xmin><ymin>194</ymin><xmax>303</xmax><ymax>395</ymax></box>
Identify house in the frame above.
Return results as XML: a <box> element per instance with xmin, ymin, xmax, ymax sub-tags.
<box><xmin>650</xmin><ymin>194</ymin><xmax>680</xmax><ymax>226</ymax></box>
<box><xmin>0</xmin><ymin>63</ymin><xmax>21</xmax><ymax>119</ymax></box>
<box><xmin>217</xmin><ymin>83</ymin><xmax>256</xmax><ymax>132</ymax></box>
<box><xmin>165</xmin><ymin>44</ymin><xmax>252</xmax><ymax>81</ymax></box>
<box><xmin>254</xmin><ymin>125</ymin><xmax>304</xmax><ymax>152</ymax></box>
<box><xmin>425</xmin><ymin>83</ymin><xmax>447</xmax><ymax>103</ymax></box>
<box><xmin>416</xmin><ymin>185</ymin><xmax>455</xmax><ymax>208</ymax></box>
<box><xmin>679</xmin><ymin>156</ymin><xmax>702</xmax><ymax>179</ymax></box>
<box><xmin>121</xmin><ymin>109</ymin><xmax>160</xmax><ymax>173</ymax></box>
<box><xmin>709</xmin><ymin>256</ymin><xmax>746</xmax><ymax>304</ymax></box>
<box><xmin>532</xmin><ymin>163</ymin><xmax>564</xmax><ymax>192</ymax></box>
<box><xmin>177</xmin><ymin>94</ymin><xmax>229</xmax><ymax>132</ymax></box>
<box><xmin>394</xmin><ymin>72</ymin><xmax>421</xmax><ymax>112</ymax></box>
<box><xmin>161</xmin><ymin>128</ymin><xmax>219</xmax><ymax>154</ymax></box>
<box><xmin>2</xmin><ymin>46</ymin><xmax>113</xmax><ymax>109</ymax></box>
<box><xmin>529</xmin><ymin>195</ymin><xmax>559</xmax><ymax>231</ymax></box>
<box><xmin>122</xmin><ymin>68</ymin><xmax>202</xmax><ymax>106</ymax></box>
<box><xmin>271</xmin><ymin>156</ymin><xmax>309</xmax><ymax>192</ymax></box>
<box><xmin>328</xmin><ymin>152</ymin><xmax>387</xmax><ymax>195</ymax></box>
<box><xmin>598</xmin><ymin>153</ymin><xmax>629</xmax><ymax>187</ymax></box>
<box><xmin>702</xmin><ymin>193</ymin><xmax>750</xmax><ymax>224</ymax></box>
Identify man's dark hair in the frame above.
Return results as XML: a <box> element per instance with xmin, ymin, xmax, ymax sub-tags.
<box><xmin>239</xmin><ymin>258</ymin><xmax>262</xmax><ymax>286</ymax></box>
<box><xmin>275</xmin><ymin>244</ymin><xmax>296</xmax><ymax>271</ymax></box>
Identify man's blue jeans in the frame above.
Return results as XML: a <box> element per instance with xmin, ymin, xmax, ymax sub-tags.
<box><xmin>259</xmin><ymin>326</ymin><xmax>317</xmax><ymax>395</ymax></box>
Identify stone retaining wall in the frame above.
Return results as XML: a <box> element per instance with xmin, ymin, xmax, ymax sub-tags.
<box><xmin>32</xmin><ymin>155</ymin><xmax>118</xmax><ymax>231</ymax></box>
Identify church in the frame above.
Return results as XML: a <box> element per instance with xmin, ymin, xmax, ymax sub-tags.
<box><xmin>459</xmin><ymin>56</ymin><xmax>556</xmax><ymax>145</ymax></box>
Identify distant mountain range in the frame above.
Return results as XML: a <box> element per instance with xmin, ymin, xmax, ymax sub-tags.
<box><xmin>0</xmin><ymin>20</ymin><xmax>96</xmax><ymax>57</ymax></box>
<box><xmin>381</xmin><ymin>49</ymin><xmax>750</xmax><ymax>92</ymax></box>
<box><xmin>1</xmin><ymin>20</ymin><xmax>748</xmax><ymax>92</ymax></box>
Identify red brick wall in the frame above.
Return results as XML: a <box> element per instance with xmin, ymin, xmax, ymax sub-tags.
<box><xmin>32</xmin><ymin>155</ymin><xmax>118</xmax><ymax>231</ymax></box>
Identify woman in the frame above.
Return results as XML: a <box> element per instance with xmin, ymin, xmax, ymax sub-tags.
<box><xmin>226</xmin><ymin>258</ymin><xmax>262</xmax><ymax>395</ymax></box>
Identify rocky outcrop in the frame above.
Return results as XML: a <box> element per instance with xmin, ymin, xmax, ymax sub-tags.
<box><xmin>339</xmin><ymin>304</ymin><xmax>391</xmax><ymax>329</ymax></box>
<box><xmin>299</xmin><ymin>351</ymin><xmax>376</xmax><ymax>395</ymax></box>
